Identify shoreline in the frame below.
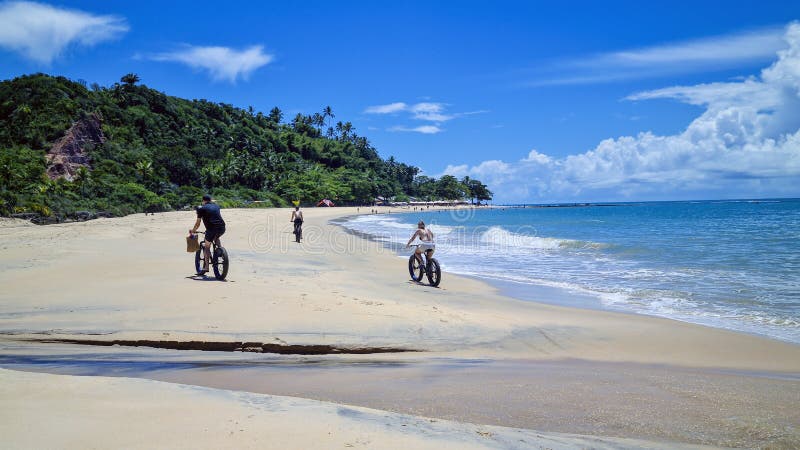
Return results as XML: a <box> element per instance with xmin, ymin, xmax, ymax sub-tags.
<box><xmin>0</xmin><ymin>208</ymin><xmax>800</xmax><ymax>370</ymax></box>
<box><xmin>333</xmin><ymin>206</ymin><xmax>800</xmax><ymax>346</ymax></box>
<box><xmin>2</xmin><ymin>206</ymin><xmax>799</xmax><ymax>447</ymax></box>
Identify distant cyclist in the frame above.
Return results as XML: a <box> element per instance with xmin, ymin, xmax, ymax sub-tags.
<box><xmin>190</xmin><ymin>194</ymin><xmax>226</xmax><ymax>274</ymax></box>
<box><xmin>290</xmin><ymin>206</ymin><xmax>304</xmax><ymax>241</ymax></box>
<box><xmin>406</xmin><ymin>220</ymin><xmax>435</xmax><ymax>265</ymax></box>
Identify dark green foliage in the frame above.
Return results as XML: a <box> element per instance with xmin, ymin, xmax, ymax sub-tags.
<box><xmin>0</xmin><ymin>146</ymin><xmax>47</xmax><ymax>215</ymax></box>
<box><xmin>0</xmin><ymin>73</ymin><xmax>492</xmax><ymax>219</ymax></box>
<box><xmin>0</xmin><ymin>73</ymin><xmax>90</xmax><ymax>149</ymax></box>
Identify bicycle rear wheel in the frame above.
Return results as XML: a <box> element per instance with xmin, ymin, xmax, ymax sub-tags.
<box><xmin>408</xmin><ymin>254</ymin><xmax>424</xmax><ymax>282</ymax></box>
<box><xmin>426</xmin><ymin>258</ymin><xmax>441</xmax><ymax>287</ymax></box>
<box><xmin>212</xmin><ymin>246</ymin><xmax>229</xmax><ymax>280</ymax></box>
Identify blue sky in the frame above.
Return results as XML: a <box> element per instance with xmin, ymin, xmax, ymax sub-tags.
<box><xmin>1</xmin><ymin>1</ymin><xmax>800</xmax><ymax>203</ymax></box>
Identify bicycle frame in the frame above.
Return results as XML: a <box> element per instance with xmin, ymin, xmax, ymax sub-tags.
<box><xmin>195</xmin><ymin>231</ymin><xmax>220</xmax><ymax>253</ymax></box>
<box><xmin>413</xmin><ymin>245</ymin><xmax>433</xmax><ymax>266</ymax></box>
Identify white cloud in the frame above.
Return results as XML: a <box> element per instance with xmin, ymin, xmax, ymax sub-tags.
<box><xmin>364</xmin><ymin>102</ymin><xmax>407</xmax><ymax>114</ymax></box>
<box><xmin>604</xmin><ymin>27</ymin><xmax>785</xmax><ymax>66</ymax></box>
<box><xmin>447</xmin><ymin>23</ymin><xmax>800</xmax><ymax>203</ymax></box>
<box><xmin>0</xmin><ymin>1</ymin><xmax>128</xmax><ymax>63</ymax></box>
<box><xmin>389</xmin><ymin>125</ymin><xmax>443</xmax><ymax>134</ymax></box>
<box><xmin>366</xmin><ymin>101</ymin><xmax>487</xmax><ymax>134</ymax></box>
<box><xmin>151</xmin><ymin>45</ymin><xmax>273</xmax><ymax>83</ymax></box>
<box><xmin>365</xmin><ymin>101</ymin><xmax>452</xmax><ymax>121</ymax></box>
<box><xmin>522</xmin><ymin>149</ymin><xmax>552</xmax><ymax>164</ymax></box>
<box><xmin>529</xmin><ymin>26</ymin><xmax>787</xmax><ymax>86</ymax></box>
<box><xmin>408</xmin><ymin>102</ymin><xmax>453</xmax><ymax>121</ymax></box>
<box><xmin>364</xmin><ymin>101</ymin><xmax>463</xmax><ymax>122</ymax></box>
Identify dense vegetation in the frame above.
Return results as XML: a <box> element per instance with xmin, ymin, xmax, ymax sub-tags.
<box><xmin>0</xmin><ymin>73</ymin><xmax>492</xmax><ymax>219</ymax></box>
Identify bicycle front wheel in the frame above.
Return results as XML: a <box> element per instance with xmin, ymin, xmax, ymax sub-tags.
<box><xmin>426</xmin><ymin>258</ymin><xmax>441</xmax><ymax>287</ymax></box>
<box><xmin>408</xmin><ymin>254</ymin><xmax>424</xmax><ymax>282</ymax></box>
<box><xmin>212</xmin><ymin>247</ymin><xmax>229</xmax><ymax>280</ymax></box>
<box><xmin>194</xmin><ymin>249</ymin><xmax>203</xmax><ymax>274</ymax></box>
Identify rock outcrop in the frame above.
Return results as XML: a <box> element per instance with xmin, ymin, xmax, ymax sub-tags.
<box><xmin>46</xmin><ymin>113</ymin><xmax>104</xmax><ymax>180</ymax></box>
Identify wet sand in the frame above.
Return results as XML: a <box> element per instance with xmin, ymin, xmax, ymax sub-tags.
<box><xmin>8</xmin><ymin>368</ymin><xmax>710</xmax><ymax>450</ymax></box>
<box><xmin>1</xmin><ymin>340</ymin><xmax>797</xmax><ymax>448</ymax></box>
<box><xmin>1</xmin><ymin>207</ymin><xmax>799</xmax><ymax>448</ymax></box>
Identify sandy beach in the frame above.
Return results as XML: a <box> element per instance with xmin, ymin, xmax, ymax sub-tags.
<box><xmin>1</xmin><ymin>207</ymin><xmax>799</xmax><ymax>448</ymax></box>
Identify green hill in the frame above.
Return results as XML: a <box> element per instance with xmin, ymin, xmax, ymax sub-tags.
<box><xmin>0</xmin><ymin>73</ymin><xmax>491</xmax><ymax>221</ymax></box>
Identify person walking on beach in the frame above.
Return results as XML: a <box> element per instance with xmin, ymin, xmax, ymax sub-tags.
<box><xmin>190</xmin><ymin>194</ymin><xmax>226</xmax><ymax>274</ymax></box>
<box><xmin>406</xmin><ymin>220</ymin><xmax>435</xmax><ymax>265</ymax></box>
<box><xmin>290</xmin><ymin>206</ymin><xmax>304</xmax><ymax>242</ymax></box>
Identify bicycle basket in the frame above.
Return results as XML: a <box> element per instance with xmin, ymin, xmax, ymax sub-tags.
<box><xmin>186</xmin><ymin>234</ymin><xmax>200</xmax><ymax>253</ymax></box>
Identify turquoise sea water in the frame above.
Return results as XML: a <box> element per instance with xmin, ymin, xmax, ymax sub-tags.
<box><xmin>341</xmin><ymin>199</ymin><xmax>800</xmax><ymax>344</ymax></box>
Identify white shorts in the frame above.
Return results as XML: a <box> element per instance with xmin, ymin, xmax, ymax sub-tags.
<box><xmin>418</xmin><ymin>242</ymin><xmax>436</xmax><ymax>252</ymax></box>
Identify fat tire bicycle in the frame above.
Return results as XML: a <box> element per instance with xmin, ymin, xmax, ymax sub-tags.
<box><xmin>192</xmin><ymin>231</ymin><xmax>229</xmax><ymax>280</ymax></box>
<box><xmin>408</xmin><ymin>245</ymin><xmax>441</xmax><ymax>287</ymax></box>
<box><xmin>293</xmin><ymin>220</ymin><xmax>303</xmax><ymax>243</ymax></box>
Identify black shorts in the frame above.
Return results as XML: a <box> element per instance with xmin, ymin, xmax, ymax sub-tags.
<box><xmin>205</xmin><ymin>227</ymin><xmax>225</xmax><ymax>243</ymax></box>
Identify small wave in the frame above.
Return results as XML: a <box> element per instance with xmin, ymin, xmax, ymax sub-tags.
<box><xmin>594</xmin><ymin>289</ymin><xmax>800</xmax><ymax>342</ymax></box>
<box><xmin>346</xmin><ymin>215</ymin><xmax>454</xmax><ymax>235</ymax></box>
<box><xmin>371</xmin><ymin>219</ymin><xmax>412</xmax><ymax>230</ymax></box>
<box><xmin>478</xmin><ymin>226</ymin><xmax>607</xmax><ymax>250</ymax></box>
<box><xmin>340</xmin><ymin>215</ymin><xmax>456</xmax><ymax>248</ymax></box>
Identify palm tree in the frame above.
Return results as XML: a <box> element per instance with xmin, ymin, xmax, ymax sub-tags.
<box><xmin>341</xmin><ymin>122</ymin><xmax>354</xmax><ymax>142</ymax></box>
<box><xmin>74</xmin><ymin>166</ymin><xmax>93</xmax><ymax>196</ymax></box>
<box><xmin>135</xmin><ymin>160</ymin><xmax>153</xmax><ymax>183</ymax></box>
<box><xmin>120</xmin><ymin>73</ymin><xmax>140</xmax><ymax>86</ymax></box>
<box><xmin>322</xmin><ymin>106</ymin><xmax>334</xmax><ymax>129</ymax></box>
<box><xmin>312</xmin><ymin>112</ymin><xmax>325</xmax><ymax>132</ymax></box>
<box><xmin>268</xmin><ymin>107</ymin><xmax>283</xmax><ymax>124</ymax></box>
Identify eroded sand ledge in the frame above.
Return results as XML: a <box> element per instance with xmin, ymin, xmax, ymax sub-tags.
<box><xmin>1</xmin><ymin>207</ymin><xmax>799</xmax><ymax>447</ymax></box>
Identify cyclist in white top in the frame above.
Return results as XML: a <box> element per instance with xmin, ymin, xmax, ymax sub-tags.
<box><xmin>406</xmin><ymin>220</ymin><xmax>435</xmax><ymax>265</ymax></box>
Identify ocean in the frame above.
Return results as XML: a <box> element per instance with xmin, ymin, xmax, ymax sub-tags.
<box><xmin>340</xmin><ymin>199</ymin><xmax>800</xmax><ymax>344</ymax></box>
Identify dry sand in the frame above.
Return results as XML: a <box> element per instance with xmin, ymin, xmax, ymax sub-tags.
<box><xmin>1</xmin><ymin>207</ymin><xmax>799</xmax><ymax>448</ymax></box>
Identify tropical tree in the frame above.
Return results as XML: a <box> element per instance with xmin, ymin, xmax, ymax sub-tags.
<box><xmin>135</xmin><ymin>159</ymin><xmax>154</xmax><ymax>184</ymax></box>
<box><xmin>436</xmin><ymin>175</ymin><xmax>467</xmax><ymax>200</ymax></box>
<box><xmin>268</xmin><ymin>107</ymin><xmax>283</xmax><ymax>124</ymax></box>
<box><xmin>73</xmin><ymin>166</ymin><xmax>92</xmax><ymax>195</ymax></box>
<box><xmin>462</xmin><ymin>177</ymin><xmax>492</xmax><ymax>204</ymax></box>
<box><xmin>121</xmin><ymin>73</ymin><xmax>140</xmax><ymax>86</ymax></box>
<box><xmin>312</xmin><ymin>112</ymin><xmax>325</xmax><ymax>131</ymax></box>
<box><xmin>322</xmin><ymin>105</ymin><xmax>334</xmax><ymax>129</ymax></box>
<box><xmin>411</xmin><ymin>175</ymin><xmax>437</xmax><ymax>200</ymax></box>
<box><xmin>473</xmin><ymin>182</ymin><xmax>493</xmax><ymax>203</ymax></box>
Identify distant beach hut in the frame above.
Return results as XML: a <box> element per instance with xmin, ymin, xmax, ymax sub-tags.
<box><xmin>316</xmin><ymin>199</ymin><xmax>335</xmax><ymax>207</ymax></box>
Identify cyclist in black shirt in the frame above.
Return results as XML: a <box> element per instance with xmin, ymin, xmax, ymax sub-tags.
<box><xmin>190</xmin><ymin>194</ymin><xmax>226</xmax><ymax>274</ymax></box>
